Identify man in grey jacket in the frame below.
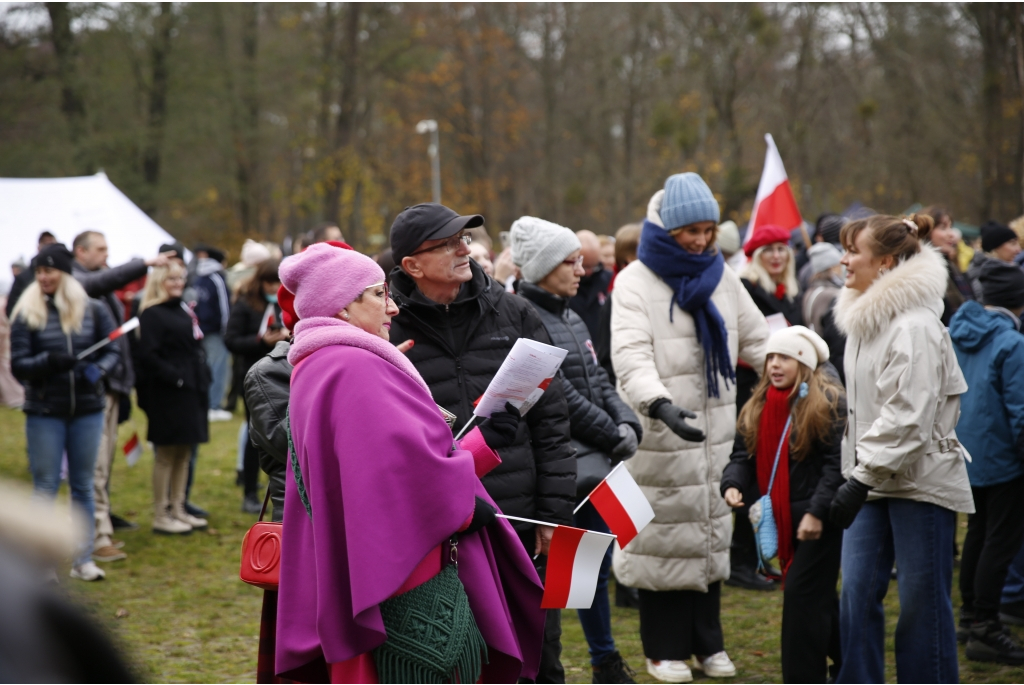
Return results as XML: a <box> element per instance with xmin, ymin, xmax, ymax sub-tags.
<box><xmin>72</xmin><ymin>230</ymin><xmax>175</xmax><ymax>562</ymax></box>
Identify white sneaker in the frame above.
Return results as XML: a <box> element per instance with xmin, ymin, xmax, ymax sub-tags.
<box><xmin>70</xmin><ymin>561</ymin><xmax>106</xmax><ymax>581</ymax></box>
<box><xmin>153</xmin><ymin>515</ymin><xmax>192</xmax><ymax>535</ymax></box>
<box><xmin>174</xmin><ymin>510</ymin><xmax>208</xmax><ymax>530</ymax></box>
<box><xmin>693</xmin><ymin>651</ymin><xmax>737</xmax><ymax>678</ymax></box>
<box><xmin>208</xmin><ymin>409</ymin><xmax>233</xmax><ymax>422</ymax></box>
<box><xmin>646</xmin><ymin>658</ymin><xmax>693</xmax><ymax>683</ymax></box>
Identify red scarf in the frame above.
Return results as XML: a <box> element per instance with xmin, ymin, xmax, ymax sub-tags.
<box><xmin>755</xmin><ymin>385</ymin><xmax>794</xmax><ymax>578</ymax></box>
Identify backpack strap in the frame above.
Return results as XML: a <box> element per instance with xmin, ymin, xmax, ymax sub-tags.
<box><xmin>286</xmin><ymin>408</ymin><xmax>313</xmax><ymax>521</ymax></box>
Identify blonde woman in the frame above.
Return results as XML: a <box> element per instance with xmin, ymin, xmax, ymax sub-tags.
<box><xmin>9</xmin><ymin>244</ymin><xmax>119</xmax><ymax>581</ymax></box>
<box><xmin>137</xmin><ymin>262</ymin><xmax>211</xmax><ymax>535</ymax></box>
<box><xmin>740</xmin><ymin>224</ymin><xmax>802</xmax><ymax>327</ymax></box>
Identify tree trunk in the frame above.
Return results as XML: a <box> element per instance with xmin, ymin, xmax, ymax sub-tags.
<box><xmin>323</xmin><ymin>3</ymin><xmax>361</xmax><ymax>225</ymax></box>
<box><xmin>141</xmin><ymin>2</ymin><xmax>173</xmax><ymax>215</ymax></box>
<box><xmin>46</xmin><ymin>2</ymin><xmax>90</xmax><ymax>173</ymax></box>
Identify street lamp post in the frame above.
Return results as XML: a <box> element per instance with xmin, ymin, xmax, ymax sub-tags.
<box><xmin>416</xmin><ymin>119</ymin><xmax>441</xmax><ymax>204</ymax></box>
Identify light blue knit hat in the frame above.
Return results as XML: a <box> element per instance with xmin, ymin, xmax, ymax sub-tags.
<box><xmin>660</xmin><ymin>173</ymin><xmax>720</xmax><ymax>230</ymax></box>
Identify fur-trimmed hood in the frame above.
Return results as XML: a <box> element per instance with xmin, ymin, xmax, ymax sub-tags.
<box><xmin>647</xmin><ymin>189</ymin><xmax>666</xmax><ymax>228</ymax></box>
<box><xmin>834</xmin><ymin>246</ymin><xmax>947</xmax><ymax>341</ymax></box>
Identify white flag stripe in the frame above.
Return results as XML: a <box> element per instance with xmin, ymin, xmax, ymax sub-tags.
<box><xmin>605</xmin><ymin>464</ymin><xmax>655</xmax><ymax>530</ymax></box>
<box><xmin>565</xmin><ymin>531</ymin><xmax>614</xmax><ymax>609</ymax></box>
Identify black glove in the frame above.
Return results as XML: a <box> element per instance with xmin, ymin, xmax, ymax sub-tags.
<box><xmin>48</xmin><ymin>350</ymin><xmax>76</xmax><ymax>373</ymax></box>
<box><xmin>829</xmin><ymin>478</ymin><xmax>872</xmax><ymax>529</ymax></box>
<box><xmin>652</xmin><ymin>401</ymin><xmax>706</xmax><ymax>442</ymax></box>
<box><xmin>611</xmin><ymin>424</ymin><xmax>639</xmax><ymax>460</ymax></box>
<box><xmin>478</xmin><ymin>402</ymin><xmax>522</xmax><ymax>450</ymax></box>
<box><xmin>463</xmin><ymin>496</ymin><xmax>497</xmax><ymax>535</ymax></box>
<box><xmin>80</xmin><ymin>363</ymin><xmax>103</xmax><ymax>385</ymax></box>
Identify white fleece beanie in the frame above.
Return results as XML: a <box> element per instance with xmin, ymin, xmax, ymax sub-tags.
<box><xmin>766</xmin><ymin>325</ymin><xmax>829</xmax><ymax>370</ymax></box>
<box><xmin>510</xmin><ymin>216</ymin><xmax>582</xmax><ymax>283</ymax></box>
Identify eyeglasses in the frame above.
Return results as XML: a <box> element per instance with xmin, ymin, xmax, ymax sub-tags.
<box><xmin>562</xmin><ymin>256</ymin><xmax>585</xmax><ymax>268</ymax></box>
<box><xmin>409</xmin><ymin>232</ymin><xmax>473</xmax><ymax>257</ymax></box>
<box><xmin>363</xmin><ymin>281</ymin><xmax>390</xmax><ymax>304</ymax></box>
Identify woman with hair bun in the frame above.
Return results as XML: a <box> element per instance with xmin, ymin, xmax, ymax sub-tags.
<box><xmin>829</xmin><ymin>213</ymin><xmax>972</xmax><ymax>683</ymax></box>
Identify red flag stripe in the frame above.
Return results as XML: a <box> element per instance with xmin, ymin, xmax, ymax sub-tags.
<box><xmin>752</xmin><ymin>181</ymin><xmax>802</xmax><ymax>233</ymax></box>
<box><xmin>541</xmin><ymin>526</ymin><xmax>585</xmax><ymax>609</ymax></box>
<box><xmin>122</xmin><ymin>433</ymin><xmax>139</xmax><ymax>455</ymax></box>
<box><xmin>590</xmin><ymin>480</ymin><xmax>639</xmax><ymax>548</ymax></box>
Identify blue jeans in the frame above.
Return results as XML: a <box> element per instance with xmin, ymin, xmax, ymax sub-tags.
<box><xmin>26</xmin><ymin>411</ymin><xmax>105</xmax><ymax>566</ymax></box>
<box><xmin>837</xmin><ymin>498</ymin><xmax>958</xmax><ymax>684</ymax></box>
<box><xmin>203</xmin><ymin>333</ymin><xmax>230</xmax><ymax>410</ymax></box>
<box><xmin>575</xmin><ymin>502</ymin><xmax>617</xmax><ymax>665</ymax></box>
<box><xmin>1002</xmin><ymin>541</ymin><xmax>1024</xmax><ymax>604</ymax></box>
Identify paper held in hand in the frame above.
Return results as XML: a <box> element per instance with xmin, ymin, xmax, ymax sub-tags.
<box><xmin>473</xmin><ymin>338</ymin><xmax>567</xmax><ymax>418</ymax></box>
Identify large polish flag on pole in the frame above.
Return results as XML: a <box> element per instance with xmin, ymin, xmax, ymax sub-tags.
<box><xmin>581</xmin><ymin>463</ymin><xmax>655</xmax><ymax>548</ymax></box>
<box><xmin>743</xmin><ymin>133</ymin><xmax>803</xmax><ymax>249</ymax></box>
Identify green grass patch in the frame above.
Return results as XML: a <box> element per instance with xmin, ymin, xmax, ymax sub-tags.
<box><xmin>0</xmin><ymin>403</ymin><xmax>1021</xmax><ymax>683</ymax></box>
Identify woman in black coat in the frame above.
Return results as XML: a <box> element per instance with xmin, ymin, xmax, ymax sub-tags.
<box><xmin>224</xmin><ymin>259</ymin><xmax>285</xmax><ymax>513</ymax></box>
<box><xmin>137</xmin><ymin>263</ymin><xmax>210</xmax><ymax>535</ymax></box>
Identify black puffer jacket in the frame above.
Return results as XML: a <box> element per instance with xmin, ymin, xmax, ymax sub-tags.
<box><xmin>10</xmin><ymin>297</ymin><xmax>119</xmax><ymax>417</ymax></box>
<box><xmin>741</xmin><ymin>278</ymin><xmax>803</xmax><ymax>326</ymax></box>
<box><xmin>243</xmin><ymin>340</ymin><xmax>292</xmax><ymax>523</ymax></box>
<box><xmin>389</xmin><ymin>261</ymin><xmax>577</xmax><ymax>529</ymax></box>
<box><xmin>517</xmin><ymin>282</ymin><xmax>641</xmax><ymax>453</ymax></box>
<box><xmin>720</xmin><ymin>390</ymin><xmax>846</xmax><ymax>525</ymax></box>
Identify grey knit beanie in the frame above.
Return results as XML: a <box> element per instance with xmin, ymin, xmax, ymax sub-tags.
<box><xmin>660</xmin><ymin>172</ymin><xmax>720</xmax><ymax>230</ymax></box>
<box><xmin>808</xmin><ymin>242</ymin><xmax>842</xmax><ymax>275</ymax></box>
<box><xmin>510</xmin><ymin>216</ymin><xmax>582</xmax><ymax>283</ymax></box>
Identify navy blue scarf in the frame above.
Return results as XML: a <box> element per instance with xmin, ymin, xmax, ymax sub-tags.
<box><xmin>637</xmin><ymin>220</ymin><xmax>734</xmax><ymax>398</ymax></box>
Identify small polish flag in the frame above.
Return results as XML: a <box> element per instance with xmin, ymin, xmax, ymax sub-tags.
<box><xmin>542</xmin><ymin>525</ymin><xmax>615</xmax><ymax>609</ymax></box>
<box><xmin>586</xmin><ymin>462</ymin><xmax>655</xmax><ymax>548</ymax></box>
<box><xmin>123</xmin><ymin>432</ymin><xmax>143</xmax><ymax>466</ymax></box>
<box><xmin>743</xmin><ymin>134</ymin><xmax>803</xmax><ymax>248</ymax></box>
<box><xmin>76</xmin><ymin>317</ymin><xmax>141</xmax><ymax>360</ymax></box>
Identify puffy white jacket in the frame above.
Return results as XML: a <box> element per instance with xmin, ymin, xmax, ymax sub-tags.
<box><xmin>610</xmin><ymin>192</ymin><xmax>769</xmax><ymax>592</ymax></box>
<box><xmin>834</xmin><ymin>246</ymin><xmax>974</xmax><ymax>513</ymax></box>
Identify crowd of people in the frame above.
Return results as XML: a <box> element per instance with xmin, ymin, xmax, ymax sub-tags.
<box><xmin>5</xmin><ymin>168</ymin><xmax>1024</xmax><ymax>683</ymax></box>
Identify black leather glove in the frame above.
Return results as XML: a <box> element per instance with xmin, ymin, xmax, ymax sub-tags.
<box><xmin>48</xmin><ymin>350</ymin><xmax>76</xmax><ymax>373</ymax></box>
<box><xmin>651</xmin><ymin>401</ymin><xmax>706</xmax><ymax>442</ymax></box>
<box><xmin>829</xmin><ymin>478</ymin><xmax>872</xmax><ymax>529</ymax></box>
<box><xmin>463</xmin><ymin>496</ymin><xmax>497</xmax><ymax>535</ymax></box>
<box><xmin>478</xmin><ymin>402</ymin><xmax>522</xmax><ymax>450</ymax></box>
<box><xmin>611</xmin><ymin>424</ymin><xmax>639</xmax><ymax>460</ymax></box>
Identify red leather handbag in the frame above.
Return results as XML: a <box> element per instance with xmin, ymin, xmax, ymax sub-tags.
<box><xmin>240</xmin><ymin>490</ymin><xmax>282</xmax><ymax>590</ymax></box>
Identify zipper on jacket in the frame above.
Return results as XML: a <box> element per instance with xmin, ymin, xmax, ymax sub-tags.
<box><xmin>455</xmin><ymin>356</ymin><xmax>472</xmax><ymax>420</ymax></box>
<box><xmin>67</xmin><ymin>331</ymin><xmax>75</xmax><ymax>416</ymax></box>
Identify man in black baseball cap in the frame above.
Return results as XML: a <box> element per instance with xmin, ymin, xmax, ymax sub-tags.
<box><xmin>388</xmin><ymin>203</ymin><xmax>575</xmax><ymax>682</ymax></box>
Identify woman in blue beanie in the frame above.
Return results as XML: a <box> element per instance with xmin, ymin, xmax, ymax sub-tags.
<box><xmin>610</xmin><ymin>173</ymin><xmax>769</xmax><ymax>682</ymax></box>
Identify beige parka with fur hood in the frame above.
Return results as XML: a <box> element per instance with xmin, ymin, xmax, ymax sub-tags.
<box><xmin>610</xmin><ymin>191</ymin><xmax>769</xmax><ymax>592</ymax></box>
<box><xmin>835</xmin><ymin>245</ymin><xmax>974</xmax><ymax>513</ymax></box>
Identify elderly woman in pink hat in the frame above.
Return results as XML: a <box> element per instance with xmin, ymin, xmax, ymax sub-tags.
<box><xmin>273</xmin><ymin>243</ymin><xmax>544</xmax><ymax>684</ymax></box>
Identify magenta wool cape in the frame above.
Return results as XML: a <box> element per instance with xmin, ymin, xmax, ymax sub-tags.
<box><xmin>275</xmin><ymin>320</ymin><xmax>545</xmax><ymax>682</ymax></box>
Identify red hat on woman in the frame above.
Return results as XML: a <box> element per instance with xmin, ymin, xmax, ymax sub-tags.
<box><xmin>743</xmin><ymin>224</ymin><xmax>792</xmax><ymax>258</ymax></box>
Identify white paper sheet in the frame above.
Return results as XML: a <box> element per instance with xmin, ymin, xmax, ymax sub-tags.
<box><xmin>473</xmin><ymin>338</ymin><xmax>567</xmax><ymax>418</ymax></box>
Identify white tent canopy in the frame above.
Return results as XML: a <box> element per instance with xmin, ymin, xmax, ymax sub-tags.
<box><xmin>0</xmin><ymin>173</ymin><xmax>181</xmax><ymax>293</ymax></box>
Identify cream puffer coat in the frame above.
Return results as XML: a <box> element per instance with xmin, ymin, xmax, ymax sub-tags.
<box><xmin>610</xmin><ymin>191</ymin><xmax>769</xmax><ymax>592</ymax></box>
<box><xmin>834</xmin><ymin>245</ymin><xmax>974</xmax><ymax>513</ymax></box>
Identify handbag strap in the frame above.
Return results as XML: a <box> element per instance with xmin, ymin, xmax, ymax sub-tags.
<box><xmin>765</xmin><ymin>414</ymin><xmax>794</xmax><ymax>497</ymax></box>
<box><xmin>257</xmin><ymin>487</ymin><xmax>272</xmax><ymax>522</ymax></box>
<box><xmin>286</xmin><ymin>408</ymin><xmax>313</xmax><ymax>521</ymax></box>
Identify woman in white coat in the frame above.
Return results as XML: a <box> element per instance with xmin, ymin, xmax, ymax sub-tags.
<box><xmin>829</xmin><ymin>213</ymin><xmax>973</xmax><ymax>683</ymax></box>
<box><xmin>611</xmin><ymin>173</ymin><xmax>768</xmax><ymax>683</ymax></box>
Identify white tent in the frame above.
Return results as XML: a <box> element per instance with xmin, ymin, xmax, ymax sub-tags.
<box><xmin>0</xmin><ymin>173</ymin><xmax>181</xmax><ymax>293</ymax></box>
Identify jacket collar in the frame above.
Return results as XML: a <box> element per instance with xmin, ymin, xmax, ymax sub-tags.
<box><xmin>390</xmin><ymin>259</ymin><xmax>492</xmax><ymax>311</ymax></box>
<box><xmin>517</xmin><ymin>281</ymin><xmax>567</xmax><ymax>315</ymax></box>
<box><xmin>834</xmin><ymin>245</ymin><xmax>947</xmax><ymax>341</ymax></box>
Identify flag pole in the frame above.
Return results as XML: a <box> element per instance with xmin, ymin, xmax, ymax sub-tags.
<box><xmin>573</xmin><ymin>462</ymin><xmax>624</xmax><ymax>515</ymax></box>
<box><xmin>453</xmin><ymin>415</ymin><xmax>479</xmax><ymax>441</ymax></box>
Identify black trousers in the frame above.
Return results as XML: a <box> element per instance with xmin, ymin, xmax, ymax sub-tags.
<box><xmin>960</xmin><ymin>474</ymin><xmax>1024</xmax><ymax>621</ymax></box>
<box><xmin>732</xmin><ymin>366</ymin><xmax>761</xmax><ymax>574</ymax></box>
<box><xmin>517</xmin><ymin>528</ymin><xmax>565</xmax><ymax>683</ymax></box>
<box><xmin>781</xmin><ymin>524</ymin><xmax>842</xmax><ymax>683</ymax></box>
<box><xmin>242</xmin><ymin>404</ymin><xmax>261</xmax><ymax>498</ymax></box>
<box><xmin>638</xmin><ymin>583</ymin><xmax>724</xmax><ymax>660</ymax></box>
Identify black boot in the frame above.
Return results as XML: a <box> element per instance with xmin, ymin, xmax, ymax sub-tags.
<box><xmin>966</xmin><ymin>620</ymin><xmax>1024</xmax><ymax>665</ymax></box>
<box><xmin>592</xmin><ymin>651</ymin><xmax>636</xmax><ymax>684</ymax></box>
<box><xmin>725</xmin><ymin>565</ymin><xmax>776</xmax><ymax>591</ymax></box>
<box><xmin>957</xmin><ymin>607</ymin><xmax>974</xmax><ymax>645</ymax></box>
<box><xmin>1001</xmin><ymin>600</ymin><xmax>1024</xmax><ymax>627</ymax></box>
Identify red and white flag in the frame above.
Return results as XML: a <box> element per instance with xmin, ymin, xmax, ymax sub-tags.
<box><xmin>743</xmin><ymin>134</ymin><xmax>802</xmax><ymax>249</ymax></box>
<box><xmin>541</xmin><ymin>525</ymin><xmax>615</xmax><ymax>609</ymax></box>
<box><xmin>585</xmin><ymin>462</ymin><xmax>655</xmax><ymax>548</ymax></box>
<box><xmin>76</xmin><ymin>317</ymin><xmax>141</xmax><ymax>360</ymax></box>
<box><xmin>123</xmin><ymin>432</ymin><xmax>143</xmax><ymax>466</ymax></box>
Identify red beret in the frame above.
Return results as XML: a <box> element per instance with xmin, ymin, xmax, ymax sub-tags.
<box><xmin>278</xmin><ymin>240</ymin><xmax>354</xmax><ymax>330</ymax></box>
<box><xmin>744</xmin><ymin>224</ymin><xmax>792</xmax><ymax>258</ymax></box>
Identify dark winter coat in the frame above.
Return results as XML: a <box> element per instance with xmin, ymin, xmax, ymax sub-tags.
<box><xmin>225</xmin><ymin>297</ymin><xmax>282</xmax><ymax>376</ymax></box>
<box><xmin>720</xmin><ymin>391</ymin><xmax>846</xmax><ymax>526</ymax></box>
<box><xmin>243</xmin><ymin>340</ymin><xmax>292</xmax><ymax>522</ymax></box>
<box><xmin>568</xmin><ymin>267</ymin><xmax>612</xmax><ymax>340</ymax></box>
<box><xmin>517</xmin><ymin>282</ymin><xmax>641</xmax><ymax>455</ymax></box>
<box><xmin>72</xmin><ymin>258</ymin><xmax>148</xmax><ymax>396</ymax></box>
<box><xmin>192</xmin><ymin>260</ymin><xmax>230</xmax><ymax>336</ymax></box>
<box><xmin>389</xmin><ymin>260</ymin><xmax>577</xmax><ymax>529</ymax></box>
<box><xmin>4</xmin><ymin>268</ymin><xmax>34</xmax><ymax>319</ymax></box>
<box><xmin>136</xmin><ymin>299</ymin><xmax>210</xmax><ymax>445</ymax></box>
<box><xmin>741</xmin><ymin>278</ymin><xmax>804</xmax><ymax>327</ymax></box>
<box><xmin>10</xmin><ymin>298</ymin><xmax>120</xmax><ymax>418</ymax></box>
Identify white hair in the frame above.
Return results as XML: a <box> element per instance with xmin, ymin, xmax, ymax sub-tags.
<box><xmin>741</xmin><ymin>244</ymin><xmax>799</xmax><ymax>302</ymax></box>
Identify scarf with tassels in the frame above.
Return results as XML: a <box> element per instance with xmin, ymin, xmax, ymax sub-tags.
<box><xmin>637</xmin><ymin>220</ymin><xmax>735</xmax><ymax>397</ymax></box>
<box><xmin>756</xmin><ymin>385</ymin><xmax>795</xmax><ymax>578</ymax></box>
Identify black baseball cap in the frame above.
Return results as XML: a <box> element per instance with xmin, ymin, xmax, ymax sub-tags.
<box><xmin>389</xmin><ymin>203</ymin><xmax>484</xmax><ymax>263</ymax></box>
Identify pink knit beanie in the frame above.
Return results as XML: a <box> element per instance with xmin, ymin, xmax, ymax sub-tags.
<box><xmin>278</xmin><ymin>242</ymin><xmax>384</xmax><ymax>319</ymax></box>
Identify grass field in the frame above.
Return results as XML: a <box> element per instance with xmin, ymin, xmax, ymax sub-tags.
<box><xmin>0</xmin><ymin>402</ymin><xmax>1021</xmax><ymax>683</ymax></box>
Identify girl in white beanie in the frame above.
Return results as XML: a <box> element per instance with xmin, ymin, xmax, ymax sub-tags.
<box><xmin>721</xmin><ymin>326</ymin><xmax>847</xmax><ymax>682</ymax></box>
